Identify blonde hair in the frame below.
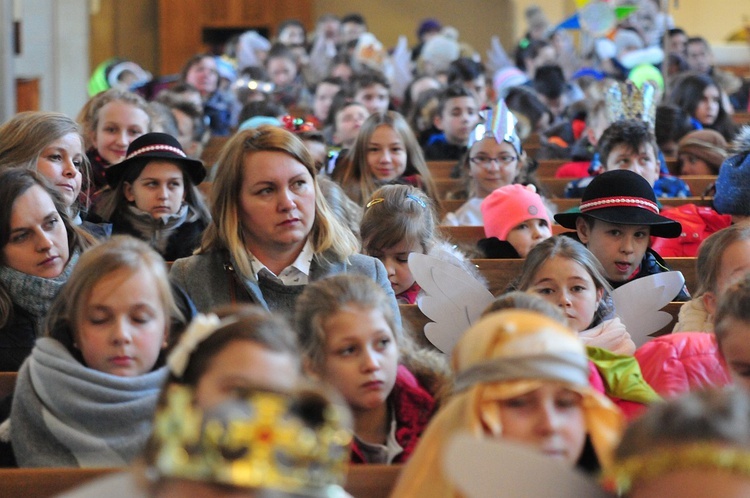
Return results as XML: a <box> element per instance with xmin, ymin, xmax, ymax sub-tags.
<box><xmin>45</xmin><ymin>236</ymin><xmax>185</xmax><ymax>367</ymax></box>
<box><xmin>714</xmin><ymin>274</ymin><xmax>750</xmax><ymax>348</ymax></box>
<box><xmin>199</xmin><ymin>125</ymin><xmax>359</xmax><ymax>280</ymax></box>
<box><xmin>334</xmin><ymin>111</ymin><xmax>440</xmax><ymax>207</ymax></box>
<box><xmin>78</xmin><ymin>88</ymin><xmax>153</xmax><ymax>149</ymax></box>
<box><xmin>360</xmin><ymin>184</ymin><xmax>439</xmax><ymax>255</ymax></box>
<box><xmin>696</xmin><ymin>224</ymin><xmax>750</xmax><ymax>297</ymax></box>
<box><xmin>0</xmin><ymin>111</ymin><xmax>92</xmax><ymax>211</ymax></box>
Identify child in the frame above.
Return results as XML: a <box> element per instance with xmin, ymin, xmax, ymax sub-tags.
<box><xmin>265</xmin><ymin>44</ymin><xmax>311</xmax><ymax>111</ymax></box>
<box><xmin>391</xmin><ymin>309</ymin><xmax>624</xmax><ymax>498</ymax></box>
<box><xmin>604</xmin><ymin>388</ymin><xmax>750</xmax><ymax>497</ymax></box>
<box><xmin>443</xmin><ymin>99</ymin><xmax>525</xmax><ymax>226</ymax></box>
<box><xmin>676</xmin><ymin>129</ymin><xmax>728</xmax><ymax>175</ymax></box>
<box><xmin>361</xmin><ymin>184</ymin><xmax>478</xmax><ymax>304</ymax></box>
<box><xmin>78</xmin><ymin>88</ymin><xmax>152</xmax><ymax>192</ymax></box>
<box><xmin>351</xmin><ymin>71</ymin><xmax>391</xmax><ymax>115</ymax></box>
<box><xmin>310</xmin><ymin>76</ymin><xmax>343</xmax><ymax>127</ymax></box>
<box><xmin>423</xmin><ymin>85</ymin><xmax>480</xmax><ymax>161</ymax></box>
<box><xmin>331</xmin><ymin>100</ymin><xmax>369</xmax><ymax>150</ymax></box>
<box><xmin>333</xmin><ymin>111</ymin><xmax>439</xmax><ymax>206</ymax></box>
<box><xmin>447</xmin><ymin>57</ymin><xmax>488</xmax><ymax>110</ymax></box>
<box><xmin>8</xmin><ymin>236</ymin><xmax>188</xmax><ymax>467</ymax></box>
<box><xmin>478</xmin><ymin>184</ymin><xmax>552</xmax><ymax>258</ymax></box>
<box><xmin>94</xmin><ymin>133</ymin><xmax>211</xmax><ymax>261</ymax></box>
<box><xmin>294</xmin><ymin>273</ymin><xmax>449</xmax><ymax>465</ymax></box>
<box><xmin>555</xmin><ymin>170</ymin><xmax>690</xmax><ymax>301</ymax></box>
<box><xmin>714</xmin><ymin>274</ymin><xmax>750</xmax><ymax>392</ymax></box>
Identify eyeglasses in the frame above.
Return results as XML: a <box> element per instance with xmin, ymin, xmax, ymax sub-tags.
<box><xmin>470</xmin><ymin>155</ymin><xmax>518</xmax><ymax>168</ymax></box>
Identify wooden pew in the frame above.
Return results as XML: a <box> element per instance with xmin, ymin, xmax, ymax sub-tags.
<box><xmin>535</xmin><ymin>159</ymin><xmax>681</xmax><ymax>179</ymax></box>
<box><xmin>426</xmin><ymin>160</ymin><xmax>458</xmax><ymax>179</ymax></box>
<box><xmin>0</xmin><ymin>465</ymin><xmax>402</xmax><ymax>498</ymax></box>
<box><xmin>540</xmin><ymin>175</ymin><xmax>716</xmax><ymax>199</ymax></box>
<box><xmin>435</xmin><ymin>178</ymin><xmax>463</xmax><ymax>199</ymax></box>
<box><xmin>0</xmin><ymin>372</ymin><xmax>16</xmax><ymax>399</ymax></box>
<box><xmin>732</xmin><ymin>111</ymin><xmax>750</xmax><ymax>126</ymax></box>
<box><xmin>440</xmin><ymin>225</ymin><xmax>573</xmax><ymax>247</ymax></box>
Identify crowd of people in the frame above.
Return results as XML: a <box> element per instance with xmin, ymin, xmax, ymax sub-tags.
<box><xmin>0</xmin><ymin>2</ymin><xmax>750</xmax><ymax>496</ymax></box>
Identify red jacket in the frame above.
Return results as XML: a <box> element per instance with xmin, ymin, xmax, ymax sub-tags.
<box><xmin>651</xmin><ymin>204</ymin><xmax>731</xmax><ymax>257</ymax></box>
<box><xmin>634</xmin><ymin>332</ymin><xmax>731</xmax><ymax>398</ymax></box>
<box><xmin>350</xmin><ymin>365</ymin><xmax>436</xmax><ymax>464</ymax></box>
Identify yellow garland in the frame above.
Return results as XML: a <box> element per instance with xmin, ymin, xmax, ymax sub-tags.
<box><xmin>602</xmin><ymin>443</ymin><xmax>750</xmax><ymax>494</ymax></box>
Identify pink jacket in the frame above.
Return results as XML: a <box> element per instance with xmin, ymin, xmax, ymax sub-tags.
<box><xmin>634</xmin><ymin>332</ymin><xmax>731</xmax><ymax>398</ymax></box>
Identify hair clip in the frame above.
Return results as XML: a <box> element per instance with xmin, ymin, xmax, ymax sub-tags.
<box><xmin>167</xmin><ymin>313</ymin><xmax>237</xmax><ymax>377</ymax></box>
<box><xmin>519</xmin><ymin>37</ymin><xmax>530</xmax><ymax>49</ymax></box>
<box><xmin>406</xmin><ymin>193</ymin><xmax>427</xmax><ymax>208</ymax></box>
<box><xmin>365</xmin><ymin>197</ymin><xmax>385</xmax><ymax>209</ymax></box>
<box><xmin>281</xmin><ymin>115</ymin><xmax>316</xmax><ymax>134</ymax></box>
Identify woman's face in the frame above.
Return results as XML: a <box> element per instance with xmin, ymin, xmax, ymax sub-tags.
<box><xmin>267</xmin><ymin>56</ymin><xmax>297</xmax><ymax>87</ymax></box>
<box><xmin>366</xmin><ymin>125</ymin><xmax>408</xmax><ymax>182</ymax></box>
<box><xmin>496</xmin><ymin>383</ymin><xmax>587</xmax><ymax>465</ymax></box>
<box><xmin>194</xmin><ymin>340</ymin><xmax>299</xmax><ymax>409</ymax></box>
<box><xmin>703</xmin><ymin>239</ymin><xmax>750</xmax><ymax>316</ymax></box>
<box><xmin>239</xmin><ymin>151</ymin><xmax>316</xmax><ymax>259</ymax></box>
<box><xmin>36</xmin><ymin>132</ymin><xmax>84</xmax><ymax>208</ymax></box>
<box><xmin>3</xmin><ymin>184</ymin><xmax>69</xmax><ymax>278</ymax></box>
<box><xmin>468</xmin><ymin>139</ymin><xmax>519</xmax><ymax>198</ymax></box>
<box><xmin>185</xmin><ymin>57</ymin><xmax>219</xmax><ymax>96</ymax></box>
<box><xmin>528</xmin><ymin>255</ymin><xmax>603</xmax><ymax>332</ymax></box>
<box><xmin>93</xmin><ymin>101</ymin><xmax>150</xmax><ymax>165</ymax></box>
<box><xmin>124</xmin><ymin>161</ymin><xmax>185</xmax><ymax>218</ymax></box>
<box><xmin>694</xmin><ymin>85</ymin><xmax>720</xmax><ymax>126</ymax></box>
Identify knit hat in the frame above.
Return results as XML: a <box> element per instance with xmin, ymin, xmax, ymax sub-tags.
<box><xmin>554</xmin><ymin>170</ymin><xmax>682</xmax><ymax>238</ymax></box>
<box><xmin>481</xmin><ymin>184</ymin><xmax>550</xmax><ymax>241</ymax></box>
<box><xmin>417</xmin><ymin>18</ymin><xmax>442</xmax><ymax>39</ymax></box>
<box><xmin>714</xmin><ymin>125</ymin><xmax>750</xmax><ymax>216</ymax></box>
<box><xmin>493</xmin><ymin>67</ymin><xmax>529</xmax><ymax>99</ymax></box>
<box><xmin>105</xmin><ymin>132</ymin><xmax>206</xmax><ymax>188</ymax></box>
<box><xmin>420</xmin><ymin>30</ymin><xmax>460</xmax><ymax>73</ymax></box>
<box><xmin>677</xmin><ymin>129</ymin><xmax>728</xmax><ymax>174</ymax></box>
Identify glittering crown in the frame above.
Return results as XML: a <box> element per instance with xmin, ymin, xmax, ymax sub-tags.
<box><xmin>602</xmin><ymin>442</ymin><xmax>750</xmax><ymax>494</ymax></box>
<box><xmin>467</xmin><ymin>99</ymin><xmax>522</xmax><ymax>154</ymax></box>
<box><xmin>281</xmin><ymin>115</ymin><xmax>317</xmax><ymax>134</ymax></box>
<box><xmin>605</xmin><ymin>80</ymin><xmax>657</xmax><ymax>132</ymax></box>
<box><xmin>150</xmin><ymin>385</ymin><xmax>352</xmax><ymax>494</ymax></box>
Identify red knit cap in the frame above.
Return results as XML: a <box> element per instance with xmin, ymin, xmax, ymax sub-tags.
<box><xmin>481</xmin><ymin>184</ymin><xmax>550</xmax><ymax>240</ymax></box>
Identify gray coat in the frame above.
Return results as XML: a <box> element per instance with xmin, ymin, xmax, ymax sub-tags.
<box><xmin>170</xmin><ymin>250</ymin><xmax>400</xmax><ymax>325</ymax></box>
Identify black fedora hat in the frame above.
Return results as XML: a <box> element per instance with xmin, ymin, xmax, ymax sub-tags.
<box><xmin>554</xmin><ymin>170</ymin><xmax>682</xmax><ymax>238</ymax></box>
<box><xmin>104</xmin><ymin>132</ymin><xmax>206</xmax><ymax>188</ymax></box>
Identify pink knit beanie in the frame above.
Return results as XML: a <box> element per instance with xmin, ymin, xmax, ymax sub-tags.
<box><xmin>481</xmin><ymin>184</ymin><xmax>550</xmax><ymax>240</ymax></box>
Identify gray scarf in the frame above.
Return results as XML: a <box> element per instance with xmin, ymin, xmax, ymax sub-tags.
<box><xmin>10</xmin><ymin>337</ymin><xmax>167</xmax><ymax>467</ymax></box>
<box><xmin>0</xmin><ymin>251</ymin><xmax>79</xmax><ymax>334</ymax></box>
<box><xmin>122</xmin><ymin>204</ymin><xmax>193</xmax><ymax>254</ymax></box>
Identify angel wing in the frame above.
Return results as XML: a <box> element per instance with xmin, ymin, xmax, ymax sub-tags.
<box><xmin>444</xmin><ymin>433</ymin><xmax>612</xmax><ymax>498</ymax></box>
<box><xmin>408</xmin><ymin>253</ymin><xmax>494</xmax><ymax>354</ymax></box>
<box><xmin>611</xmin><ymin>271</ymin><xmax>685</xmax><ymax>348</ymax></box>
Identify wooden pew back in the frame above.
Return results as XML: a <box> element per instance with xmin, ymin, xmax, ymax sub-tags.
<box><xmin>0</xmin><ymin>371</ymin><xmax>17</xmax><ymax>399</ymax></box>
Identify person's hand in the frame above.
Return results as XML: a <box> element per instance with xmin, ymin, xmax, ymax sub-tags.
<box><xmin>579</xmin><ymin>317</ymin><xmax>636</xmax><ymax>356</ymax></box>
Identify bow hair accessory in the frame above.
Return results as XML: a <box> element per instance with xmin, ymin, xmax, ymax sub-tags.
<box><xmin>168</xmin><ymin>313</ymin><xmax>230</xmax><ymax>377</ymax></box>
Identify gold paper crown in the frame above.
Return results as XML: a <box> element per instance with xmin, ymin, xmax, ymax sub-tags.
<box><xmin>604</xmin><ymin>80</ymin><xmax>657</xmax><ymax>133</ymax></box>
<box><xmin>150</xmin><ymin>385</ymin><xmax>352</xmax><ymax>495</ymax></box>
<box><xmin>602</xmin><ymin>442</ymin><xmax>750</xmax><ymax>494</ymax></box>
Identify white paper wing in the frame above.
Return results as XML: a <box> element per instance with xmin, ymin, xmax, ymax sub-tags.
<box><xmin>444</xmin><ymin>433</ymin><xmax>612</xmax><ymax>498</ymax></box>
<box><xmin>611</xmin><ymin>271</ymin><xmax>685</xmax><ymax>348</ymax></box>
<box><xmin>409</xmin><ymin>253</ymin><xmax>494</xmax><ymax>354</ymax></box>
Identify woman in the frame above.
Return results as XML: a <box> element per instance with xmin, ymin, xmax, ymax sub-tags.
<box><xmin>0</xmin><ymin>111</ymin><xmax>109</xmax><ymax>238</ymax></box>
<box><xmin>180</xmin><ymin>54</ymin><xmax>237</xmax><ymax>136</ymax></box>
<box><xmin>0</xmin><ymin>169</ymin><xmax>94</xmax><ymax>371</ymax></box>
<box><xmin>170</xmin><ymin>125</ymin><xmax>399</xmax><ymax>322</ymax></box>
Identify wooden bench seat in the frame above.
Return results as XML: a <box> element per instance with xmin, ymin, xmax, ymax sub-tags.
<box><xmin>540</xmin><ymin>175</ymin><xmax>716</xmax><ymax>198</ymax></box>
<box><xmin>0</xmin><ymin>372</ymin><xmax>17</xmax><ymax>399</ymax></box>
<box><xmin>535</xmin><ymin>159</ymin><xmax>680</xmax><ymax>178</ymax></box>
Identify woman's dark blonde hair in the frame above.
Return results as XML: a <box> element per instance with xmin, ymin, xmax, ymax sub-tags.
<box><xmin>714</xmin><ymin>274</ymin><xmax>750</xmax><ymax>349</ymax></box>
<box><xmin>360</xmin><ymin>184</ymin><xmax>438</xmax><ymax>255</ymax></box>
<box><xmin>334</xmin><ymin>111</ymin><xmax>440</xmax><ymax>207</ymax></box>
<box><xmin>696</xmin><ymin>224</ymin><xmax>750</xmax><ymax>297</ymax></box>
<box><xmin>199</xmin><ymin>125</ymin><xmax>359</xmax><ymax>280</ymax></box>
<box><xmin>78</xmin><ymin>88</ymin><xmax>153</xmax><ymax>149</ymax></box>
<box><xmin>45</xmin><ymin>236</ymin><xmax>184</xmax><ymax>368</ymax></box>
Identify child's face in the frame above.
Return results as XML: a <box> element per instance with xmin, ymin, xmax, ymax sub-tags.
<box><xmin>436</xmin><ymin>96</ymin><xmax>479</xmax><ymax>146</ymax></box>
<box><xmin>318</xmin><ymin>305</ymin><xmax>398</xmax><ymax>413</ymax></box>
<box><xmin>194</xmin><ymin>340</ymin><xmax>299</xmax><ymax>409</ymax></box>
<box><xmin>185</xmin><ymin>57</ymin><xmax>219</xmax><ymax>96</ymax></box>
<box><xmin>267</xmin><ymin>57</ymin><xmax>297</xmax><ymax>87</ymax></box>
<box><xmin>496</xmin><ymin>383</ymin><xmax>587</xmax><ymax>465</ymax></box>
<box><xmin>334</xmin><ymin>104</ymin><xmax>369</xmax><ymax>148</ymax></box>
<box><xmin>367</xmin><ymin>238</ymin><xmax>423</xmax><ymax>297</ymax></box>
<box><xmin>528</xmin><ymin>255</ymin><xmax>603</xmax><ymax>332</ymax></box>
<box><xmin>465</xmin><ymin>77</ymin><xmax>487</xmax><ymax>109</ymax></box>
<box><xmin>703</xmin><ymin>239</ymin><xmax>750</xmax><ymax>316</ymax></box>
<box><xmin>312</xmin><ymin>82</ymin><xmax>340</xmax><ymax>122</ymax></box>
<box><xmin>366</xmin><ymin>125</ymin><xmax>407</xmax><ymax>182</ymax></box>
<box><xmin>303</xmin><ymin>140</ymin><xmax>328</xmax><ymax>172</ymax></box>
<box><xmin>695</xmin><ymin>85</ymin><xmax>720</xmax><ymax>126</ymax></box>
<box><xmin>506</xmin><ymin>218</ymin><xmax>552</xmax><ymax>258</ymax></box>
<box><xmin>577</xmin><ymin>219</ymin><xmax>651</xmax><ymax>283</ymax></box>
<box><xmin>354</xmin><ymin>84</ymin><xmax>390</xmax><ymax>115</ymax></box>
<box><xmin>77</xmin><ymin>268</ymin><xmax>167</xmax><ymax>377</ymax></box>
<box><xmin>678</xmin><ymin>153</ymin><xmax>713</xmax><ymax>175</ymax></box>
<box><xmin>93</xmin><ymin>100</ymin><xmax>150</xmax><ymax>165</ymax></box>
<box><xmin>719</xmin><ymin>318</ymin><xmax>750</xmax><ymax>392</ymax></box>
<box><xmin>124</xmin><ymin>161</ymin><xmax>186</xmax><ymax>218</ymax></box>
<box><xmin>278</xmin><ymin>25</ymin><xmax>305</xmax><ymax>46</ymax></box>
<box><xmin>3</xmin><ymin>185</ymin><xmax>70</xmax><ymax>279</ymax></box>
<box><xmin>604</xmin><ymin>143</ymin><xmax>659</xmax><ymax>187</ymax></box>
<box><xmin>468</xmin><ymin>139</ymin><xmax>519</xmax><ymax>198</ymax></box>
<box><xmin>36</xmin><ymin>132</ymin><xmax>84</xmax><ymax>208</ymax></box>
